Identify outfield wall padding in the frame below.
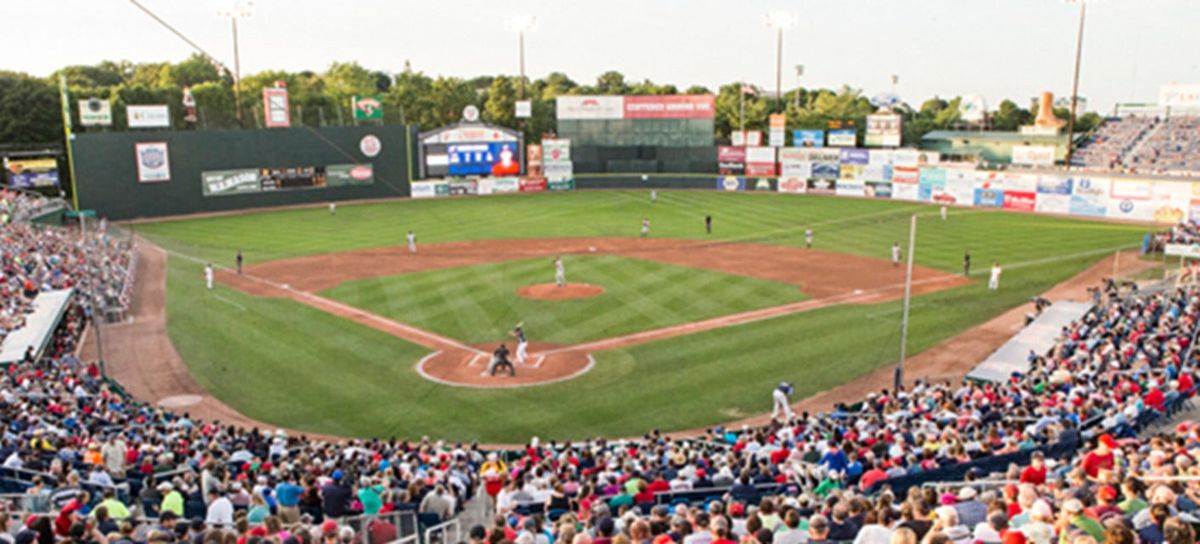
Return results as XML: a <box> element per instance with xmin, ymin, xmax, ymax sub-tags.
<box><xmin>73</xmin><ymin>126</ymin><xmax>415</xmax><ymax>220</ymax></box>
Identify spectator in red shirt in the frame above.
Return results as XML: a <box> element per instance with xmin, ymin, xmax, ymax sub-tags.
<box><xmin>858</xmin><ymin>461</ymin><xmax>888</xmax><ymax>492</ymax></box>
<box><xmin>1020</xmin><ymin>451</ymin><xmax>1047</xmax><ymax>485</ymax></box>
<box><xmin>1081</xmin><ymin>434</ymin><xmax>1116</xmax><ymax>479</ymax></box>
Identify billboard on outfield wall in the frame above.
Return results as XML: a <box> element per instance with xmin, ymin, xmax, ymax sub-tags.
<box><xmin>793</xmin><ymin>130</ymin><xmax>824</xmax><ymax>147</ymax></box>
<box><xmin>1012</xmin><ymin>145</ymin><xmax>1056</xmax><ymax>166</ymax></box>
<box><xmin>865</xmin><ymin>181</ymin><xmax>892</xmax><ymax>198</ymax></box>
<box><xmin>448</xmin><ymin>180</ymin><xmax>478</xmax><ymax>195</ymax></box>
<box><xmin>828</xmin><ymin>129</ymin><xmax>856</xmax><ymax>147</ymax></box>
<box><xmin>519</xmin><ymin>177</ymin><xmax>547</xmax><ymax>192</ymax></box>
<box><xmin>918</xmin><ymin>168</ymin><xmax>945</xmax><ymax>202</ymax></box>
<box><xmin>1151</xmin><ymin>181</ymin><xmax>1190</xmax><ymax>224</ymax></box>
<box><xmin>807</xmin><ymin>178</ymin><xmax>836</xmax><ymax>195</ymax></box>
<box><xmin>892</xmin><ymin>180</ymin><xmax>919</xmax><ymax>201</ymax></box>
<box><xmin>549</xmin><ymin>179</ymin><xmax>575</xmax><ymax>191</ymax></box>
<box><xmin>410</xmin><ymin>180</ymin><xmax>449</xmax><ymax>199</ymax></box>
<box><xmin>556</xmin><ymin>95</ymin><xmax>714</xmax><ymax>119</ymax></box>
<box><xmin>543</xmin><ymin>139</ymin><xmax>571</xmax><ymax>161</ymax></box>
<box><xmin>1110</xmin><ymin>178</ymin><xmax>1152</xmax><ymax>201</ymax></box>
<box><xmin>836</xmin><ymin>180</ymin><xmax>865</xmax><ymax>197</ymax></box>
<box><xmin>325</xmin><ymin>164</ymin><xmax>375</xmax><ymax>187</ymax></box>
<box><xmin>745</xmin><ymin>147</ymin><xmax>776</xmax><ymax>176</ymax></box>
<box><xmin>777</xmin><ymin>177</ymin><xmax>807</xmax><ymax>193</ymax></box>
<box><xmin>865</xmin><ymin>113</ymin><xmax>902</xmax><ymax>147</ymax></box>
<box><xmin>716</xmin><ymin>176</ymin><xmax>745</xmax><ymax>191</ymax></box>
<box><xmin>1069</xmin><ymin>176</ymin><xmax>1109</xmax><ymax>217</ymax></box>
<box><xmin>3</xmin><ymin>157</ymin><xmax>60</xmax><ymax>188</ymax></box>
<box><xmin>718</xmin><ymin>146</ymin><xmax>746</xmax><ymax>175</ymax></box>
<box><xmin>943</xmin><ymin>168</ymin><xmax>975</xmax><ymax>206</ymax></box>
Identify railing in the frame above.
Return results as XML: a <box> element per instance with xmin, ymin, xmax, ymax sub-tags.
<box><xmin>342</xmin><ymin>511</ymin><xmax>419</xmax><ymax>544</ymax></box>
<box><xmin>423</xmin><ymin>518</ymin><xmax>460</xmax><ymax>544</ymax></box>
<box><xmin>387</xmin><ymin>535</ymin><xmax>419</xmax><ymax>544</ymax></box>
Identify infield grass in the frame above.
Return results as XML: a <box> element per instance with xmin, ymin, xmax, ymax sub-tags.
<box><xmin>137</xmin><ymin>190</ymin><xmax>1153</xmax><ymax>441</ymax></box>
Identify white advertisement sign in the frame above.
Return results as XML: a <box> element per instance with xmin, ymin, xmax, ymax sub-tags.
<box><xmin>543</xmin><ymin>139</ymin><xmax>571</xmax><ymax>162</ymax></box>
<box><xmin>134</xmin><ymin>142</ymin><xmax>171</xmax><ymax>182</ymax></box>
<box><xmin>79</xmin><ymin>99</ymin><xmax>112</xmax><ymax>126</ymax></box>
<box><xmin>544</xmin><ymin>161</ymin><xmax>574</xmax><ymax>181</ymax></box>
<box><xmin>556</xmin><ymin>96</ymin><xmax>623</xmax><ymax>120</ymax></box>
<box><xmin>1165</xmin><ymin>244</ymin><xmax>1200</xmax><ymax>259</ymax></box>
<box><xmin>1011</xmin><ymin>145</ymin><xmax>1056</xmax><ymax>166</ymax></box>
<box><xmin>126</xmin><ymin>105</ymin><xmax>170</xmax><ymax>128</ymax></box>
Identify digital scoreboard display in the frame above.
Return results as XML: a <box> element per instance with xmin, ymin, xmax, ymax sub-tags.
<box><xmin>447</xmin><ymin>143</ymin><xmax>520</xmax><ymax>176</ymax></box>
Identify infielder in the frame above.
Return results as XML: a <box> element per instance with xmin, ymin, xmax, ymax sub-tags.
<box><xmin>772</xmin><ymin>382</ymin><xmax>794</xmax><ymax>420</ymax></box>
<box><xmin>329</xmin><ymin>202</ymin><xmax>337</xmax><ymax>215</ymax></box>
<box><xmin>805</xmin><ymin>228</ymin><xmax>813</xmax><ymax>249</ymax></box>
<box><xmin>940</xmin><ymin>205</ymin><xmax>947</xmax><ymax>221</ymax></box>
<box><xmin>554</xmin><ymin>256</ymin><xmax>566</xmax><ymax>287</ymax></box>
<box><xmin>963</xmin><ymin>250</ymin><xmax>971</xmax><ymax>277</ymax></box>
<box><xmin>406</xmin><ymin>230</ymin><xmax>417</xmax><ymax>253</ymax></box>
<box><xmin>891</xmin><ymin>242</ymin><xmax>902</xmax><ymax>267</ymax></box>
<box><xmin>650</xmin><ymin>190</ymin><xmax>657</xmax><ymax>203</ymax></box>
<box><xmin>989</xmin><ymin>262</ymin><xmax>1003</xmax><ymax>290</ymax></box>
<box><xmin>640</xmin><ymin>217</ymin><xmax>650</xmax><ymax>237</ymax></box>
<box><xmin>511</xmin><ymin>324</ymin><xmax>528</xmax><ymax>364</ymax></box>
<box><xmin>204</xmin><ymin>263</ymin><xmax>214</xmax><ymax>290</ymax></box>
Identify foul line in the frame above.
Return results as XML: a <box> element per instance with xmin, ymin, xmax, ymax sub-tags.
<box><xmin>211</xmin><ymin>293</ymin><xmax>247</xmax><ymax>311</ymax></box>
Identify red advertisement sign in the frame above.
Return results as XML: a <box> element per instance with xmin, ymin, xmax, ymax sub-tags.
<box><xmin>718</xmin><ymin>146</ymin><xmax>746</xmax><ymax>163</ymax></box>
<box><xmin>745</xmin><ymin>163</ymin><xmax>776</xmax><ymax>177</ymax></box>
<box><xmin>1003</xmin><ymin>191</ymin><xmax>1036</xmax><ymax>211</ymax></box>
<box><xmin>519</xmin><ymin>177</ymin><xmax>547</xmax><ymax>192</ymax></box>
<box><xmin>623</xmin><ymin>95</ymin><xmax>715</xmax><ymax>119</ymax></box>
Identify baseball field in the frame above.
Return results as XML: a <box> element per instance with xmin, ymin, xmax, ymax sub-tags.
<box><xmin>129</xmin><ymin>190</ymin><xmax>1150</xmax><ymax>442</ymax></box>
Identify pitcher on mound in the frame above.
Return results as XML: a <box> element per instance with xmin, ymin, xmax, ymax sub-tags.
<box><xmin>512</xmin><ymin>323</ymin><xmax>529</xmax><ymax>364</ymax></box>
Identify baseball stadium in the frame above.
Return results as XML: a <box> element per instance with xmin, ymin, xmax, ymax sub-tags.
<box><xmin>1</xmin><ymin>2</ymin><xmax>1200</xmax><ymax>544</ymax></box>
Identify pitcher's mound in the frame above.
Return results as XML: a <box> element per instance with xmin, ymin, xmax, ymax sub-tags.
<box><xmin>516</xmin><ymin>283</ymin><xmax>604</xmax><ymax>300</ymax></box>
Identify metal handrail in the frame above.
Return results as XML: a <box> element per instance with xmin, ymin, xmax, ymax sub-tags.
<box><xmin>423</xmin><ymin>518</ymin><xmax>460</xmax><ymax>544</ymax></box>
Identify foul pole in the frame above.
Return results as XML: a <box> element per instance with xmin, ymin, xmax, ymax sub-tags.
<box><xmin>895</xmin><ymin>214</ymin><xmax>917</xmax><ymax>391</ymax></box>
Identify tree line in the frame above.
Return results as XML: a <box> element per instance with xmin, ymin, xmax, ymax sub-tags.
<box><xmin>0</xmin><ymin>54</ymin><xmax>1102</xmax><ymax>148</ymax></box>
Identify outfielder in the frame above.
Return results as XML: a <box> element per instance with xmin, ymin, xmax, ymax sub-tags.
<box><xmin>989</xmin><ymin>262</ymin><xmax>1003</xmax><ymax>290</ymax></box>
<box><xmin>511</xmin><ymin>324</ymin><xmax>528</xmax><ymax>364</ymax></box>
<box><xmin>204</xmin><ymin>263</ymin><xmax>214</xmax><ymax>290</ymax></box>
<box><xmin>940</xmin><ymin>205</ymin><xmax>947</xmax><ymax>221</ymax></box>
<box><xmin>650</xmin><ymin>190</ymin><xmax>657</xmax><ymax>203</ymax></box>
<box><xmin>805</xmin><ymin>227</ymin><xmax>813</xmax><ymax>249</ymax></box>
<box><xmin>891</xmin><ymin>242</ymin><xmax>902</xmax><ymax>267</ymax></box>
<box><xmin>640</xmin><ymin>217</ymin><xmax>650</xmax><ymax>237</ymax></box>
<box><xmin>329</xmin><ymin>202</ymin><xmax>337</xmax><ymax>216</ymax></box>
<box><xmin>772</xmin><ymin>382</ymin><xmax>794</xmax><ymax>420</ymax></box>
<box><xmin>406</xmin><ymin>230</ymin><xmax>417</xmax><ymax>253</ymax></box>
<box><xmin>554</xmin><ymin>256</ymin><xmax>566</xmax><ymax>287</ymax></box>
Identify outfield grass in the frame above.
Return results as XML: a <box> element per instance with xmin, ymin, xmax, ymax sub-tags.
<box><xmin>321</xmin><ymin>255</ymin><xmax>806</xmax><ymax>344</ymax></box>
<box><xmin>137</xmin><ymin>191</ymin><xmax>1153</xmax><ymax>441</ymax></box>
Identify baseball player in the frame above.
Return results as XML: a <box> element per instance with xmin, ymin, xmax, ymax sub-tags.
<box><xmin>235</xmin><ymin>250</ymin><xmax>243</xmax><ymax>275</ymax></box>
<box><xmin>640</xmin><ymin>217</ymin><xmax>650</xmax><ymax>237</ymax></box>
<box><xmin>204</xmin><ymin>263</ymin><xmax>214</xmax><ymax>290</ymax></box>
<box><xmin>406</xmin><ymin>230</ymin><xmax>417</xmax><ymax>254</ymax></box>
<box><xmin>940</xmin><ymin>205</ymin><xmax>947</xmax><ymax>221</ymax></box>
<box><xmin>989</xmin><ymin>262</ymin><xmax>1003</xmax><ymax>290</ymax></box>
<box><xmin>963</xmin><ymin>250</ymin><xmax>971</xmax><ymax>277</ymax></box>
<box><xmin>554</xmin><ymin>256</ymin><xmax>566</xmax><ymax>287</ymax></box>
<box><xmin>650</xmin><ymin>190</ymin><xmax>657</xmax><ymax>203</ymax></box>
<box><xmin>705</xmin><ymin>215</ymin><xmax>713</xmax><ymax>234</ymax></box>
<box><xmin>772</xmin><ymin>382</ymin><xmax>794</xmax><ymax>420</ymax></box>
<box><xmin>329</xmin><ymin>202</ymin><xmax>337</xmax><ymax>216</ymax></box>
<box><xmin>804</xmin><ymin>227</ymin><xmax>813</xmax><ymax>249</ymax></box>
<box><xmin>511</xmin><ymin>324</ymin><xmax>528</xmax><ymax>364</ymax></box>
<box><xmin>891</xmin><ymin>242</ymin><xmax>902</xmax><ymax>267</ymax></box>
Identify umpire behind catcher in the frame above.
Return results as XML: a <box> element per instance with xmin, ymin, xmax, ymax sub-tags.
<box><xmin>488</xmin><ymin>344</ymin><xmax>515</xmax><ymax>377</ymax></box>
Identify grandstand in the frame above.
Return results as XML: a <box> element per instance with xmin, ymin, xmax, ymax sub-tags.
<box><xmin>1073</xmin><ymin>114</ymin><xmax>1200</xmax><ymax>175</ymax></box>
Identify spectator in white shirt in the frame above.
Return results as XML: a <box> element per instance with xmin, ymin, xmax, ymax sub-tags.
<box><xmin>205</xmin><ymin>488</ymin><xmax>234</xmax><ymax>528</ymax></box>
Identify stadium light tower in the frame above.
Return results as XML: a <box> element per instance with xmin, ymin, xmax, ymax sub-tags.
<box><xmin>218</xmin><ymin>0</ymin><xmax>254</xmax><ymax>126</ymax></box>
<box><xmin>794</xmin><ymin>65</ymin><xmax>804</xmax><ymax>108</ymax></box>
<box><xmin>1064</xmin><ymin>0</ymin><xmax>1089</xmax><ymax>165</ymax></box>
<box><xmin>765</xmin><ymin>11</ymin><xmax>797</xmax><ymax>113</ymax></box>
<box><xmin>508</xmin><ymin>15</ymin><xmax>537</xmax><ymax>100</ymax></box>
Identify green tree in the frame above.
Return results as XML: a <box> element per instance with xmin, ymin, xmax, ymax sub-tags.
<box><xmin>190</xmin><ymin>80</ymin><xmax>236</xmax><ymax>128</ymax></box>
<box><xmin>385</xmin><ymin>70</ymin><xmax>433</xmax><ymax>126</ymax></box>
<box><xmin>0</xmin><ymin>71</ymin><xmax>61</xmax><ymax>144</ymax></box>
<box><xmin>594</xmin><ymin>70</ymin><xmax>628</xmax><ymax>95</ymax></box>
<box><xmin>483</xmin><ymin>76</ymin><xmax>517</xmax><ymax>127</ymax></box>
<box><xmin>992</xmin><ymin>99</ymin><xmax>1032</xmax><ymax>131</ymax></box>
<box><xmin>714</xmin><ymin>83</ymin><xmax>768</xmax><ymax>138</ymax></box>
<box><xmin>160</xmin><ymin>54</ymin><xmax>222</xmax><ymax>89</ymax></box>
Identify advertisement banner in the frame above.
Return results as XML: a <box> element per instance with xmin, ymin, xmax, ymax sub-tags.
<box><xmin>519</xmin><ymin>177</ymin><xmax>548</xmax><ymax>192</ymax></box>
<box><xmin>746</xmin><ymin>163</ymin><xmax>776</xmax><ymax>176</ymax></box>
<box><xmin>544</xmin><ymin>161</ymin><xmax>573</xmax><ymax>181</ymax></box>
<box><xmin>623</xmin><ymin>95</ymin><xmax>715</xmax><ymax>119</ymax></box>
<box><xmin>892</xmin><ymin>166</ymin><xmax>919</xmax><ymax>184</ymax></box>
<box><xmin>862</xmin><ymin>163</ymin><xmax>892</xmax><ymax>182</ymax></box>
<box><xmin>448</xmin><ymin>142</ymin><xmax>521</xmax><ymax>176</ymax></box>
<box><xmin>1151</xmin><ymin>181</ymin><xmax>1191</xmax><ymax>224</ymax></box>
<box><xmin>731</xmin><ymin>131</ymin><xmax>762</xmax><ymax>147</ymax></box>
<box><xmin>918</xmin><ymin>168</ymin><xmax>945</xmax><ymax>202</ymax></box>
<box><xmin>1012</xmin><ymin>145</ymin><xmax>1056</xmax><ymax>166</ymax></box>
<box><xmin>1068</xmin><ymin>176</ymin><xmax>1109</xmax><ymax>217</ymax></box>
<box><xmin>1165</xmin><ymin>244</ymin><xmax>1200</xmax><ymax>259</ymax></box>
<box><xmin>793</xmin><ymin>130</ymin><xmax>824</xmax><ymax>147</ymax></box>
<box><xmin>807</xmin><ymin>179</ymin><xmax>836</xmax><ymax>195</ymax></box>
<box><xmin>135</xmin><ymin>142</ymin><xmax>170</xmax><ymax>183</ymax></box>
<box><xmin>973</xmin><ymin>186</ymin><xmax>1004</xmax><ymax>207</ymax></box>
<box><xmin>836</xmin><ymin>180</ymin><xmax>865</xmax><ymax>197</ymax></box>
<box><xmin>839</xmin><ymin>148</ymin><xmax>869</xmax><ymax>165</ymax></box>
<box><xmin>543</xmin><ymin>139</ymin><xmax>571</xmax><ymax>161</ymax></box>
<box><xmin>79</xmin><ymin>98</ymin><xmax>112</xmax><ymax>126</ymax></box>
<box><xmin>716</xmin><ymin>176</ymin><xmax>746</xmax><ymax>191</ymax></box>
<box><xmin>781</xmin><ymin>161</ymin><xmax>812</xmax><ymax>178</ymax></box>
<box><xmin>263</xmin><ymin>87</ymin><xmax>291</xmax><ymax>128</ymax></box>
<box><xmin>202</xmin><ymin>169</ymin><xmax>260</xmax><ymax>196</ymax></box>
<box><xmin>126</xmin><ymin>105</ymin><xmax>170</xmax><ymax>128</ymax></box>
<box><xmin>476</xmin><ymin>178</ymin><xmax>494</xmax><ymax>195</ymax></box>
<box><xmin>868</xmin><ymin>149</ymin><xmax>895</xmax><ymax>165</ymax></box>
<box><xmin>718</xmin><ymin>146</ymin><xmax>746</xmax><ymax>175</ymax></box>
<box><xmin>1107</xmin><ymin>198</ymin><xmax>1153</xmax><ymax>221</ymax></box>
<box><xmin>325</xmin><ymin>164</ymin><xmax>375</xmax><ymax>186</ymax></box>
<box><xmin>410</xmin><ymin>180</ymin><xmax>449</xmax><ymax>199</ymax></box>
<box><xmin>447</xmin><ymin>180</ymin><xmax>478</xmax><ymax>195</ymax></box>
<box><xmin>526</xmin><ymin>144</ymin><xmax>544</xmax><ymax>177</ymax></box>
<box><xmin>515</xmin><ymin>100</ymin><xmax>532</xmax><ymax>119</ymax></box>
<box><xmin>865</xmin><ymin>181</ymin><xmax>893</xmax><ymax>199</ymax></box>
<box><xmin>753</xmin><ymin>178</ymin><xmax>772</xmax><ymax>191</ymax></box>
<box><xmin>827</xmin><ymin>129</ymin><xmax>856</xmax><ymax>147</ymax></box>
<box><xmin>1003</xmin><ymin>191</ymin><xmax>1036</xmax><ymax>211</ymax></box>
<box><xmin>556</xmin><ymin>95</ymin><xmax>623</xmax><ymax>120</ymax></box>
<box><xmin>812</xmin><ymin>162</ymin><xmax>840</xmax><ymax>180</ymax></box>
<box><xmin>491</xmin><ymin>177</ymin><xmax>520</xmax><ymax>193</ymax></box>
<box><xmin>745</xmin><ymin>147</ymin><xmax>776</xmax><ymax>177</ymax></box>
<box><xmin>892</xmin><ymin>181</ymin><xmax>920</xmax><ymax>201</ymax></box>
<box><xmin>351</xmin><ymin>95</ymin><xmax>384</xmax><ymax>120</ymax></box>
<box><xmin>1035</xmin><ymin>192</ymin><xmax>1071</xmax><ymax>214</ymax></box>
<box><xmin>839</xmin><ymin>164</ymin><xmax>863</xmax><ymax>180</ymax></box>
<box><xmin>777</xmin><ymin>148</ymin><xmax>811</xmax><ymax>163</ymax></box>
<box><xmin>4</xmin><ymin>158</ymin><xmax>59</xmax><ymax>189</ymax></box>
<box><xmin>1110</xmin><ymin>179</ymin><xmax>1153</xmax><ymax>200</ymax></box>
<box><xmin>865</xmin><ymin>113</ymin><xmax>902</xmax><ymax>147</ymax></box>
<box><xmin>777</xmin><ymin>177</ymin><xmax>807</xmax><ymax>194</ymax></box>
<box><xmin>1005</xmin><ymin>173</ymin><xmax>1040</xmax><ymax>194</ymax></box>
<box><xmin>943</xmin><ymin>169</ymin><xmax>975</xmax><ymax>206</ymax></box>
<box><xmin>769</xmin><ymin>113</ymin><xmax>786</xmax><ymax>147</ymax></box>
<box><xmin>548</xmin><ymin>179</ymin><xmax>576</xmax><ymax>191</ymax></box>
<box><xmin>1036</xmin><ymin>175</ymin><xmax>1072</xmax><ymax>195</ymax></box>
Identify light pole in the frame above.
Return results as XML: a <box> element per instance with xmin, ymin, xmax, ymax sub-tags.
<box><xmin>794</xmin><ymin>65</ymin><xmax>804</xmax><ymax>109</ymax></box>
<box><xmin>508</xmin><ymin>15</ymin><xmax>537</xmax><ymax>101</ymax></box>
<box><xmin>218</xmin><ymin>1</ymin><xmax>253</xmax><ymax>127</ymax></box>
<box><xmin>1065</xmin><ymin>0</ymin><xmax>1088</xmax><ymax>164</ymax></box>
<box><xmin>765</xmin><ymin>11</ymin><xmax>796</xmax><ymax>113</ymax></box>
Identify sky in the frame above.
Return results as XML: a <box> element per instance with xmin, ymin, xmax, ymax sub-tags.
<box><xmin>3</xmin><ymin>0</ymin><xmax>1199</xmax><ymax>113</ymax></box>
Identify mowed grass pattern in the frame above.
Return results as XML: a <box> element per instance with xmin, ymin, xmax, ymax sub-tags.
<box><xmin>321</xmin><ymin>256</ymin><xmax>806</xmax><ymax>344</ymax></box>
<box><xmin>137</xmin><ymin>191</ymin><xmax>1156</xmax><ymax>441</ymax></box>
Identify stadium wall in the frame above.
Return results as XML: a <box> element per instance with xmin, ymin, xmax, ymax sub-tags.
<box><xmin>73</xmin><ymin>125</ymin><xmax>415</xmax><ymax>220</ymax></box>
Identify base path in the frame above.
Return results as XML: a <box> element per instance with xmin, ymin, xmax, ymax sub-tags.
<box><xmin>517</xmin><ymin>283</ymin><xmax>604</xmax><ymax>300</ymax></box>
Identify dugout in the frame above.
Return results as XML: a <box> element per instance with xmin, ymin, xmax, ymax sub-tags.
<box><xmin>72</xmin><ymin>125</ymin><xmax>416</xmax><ymax>220</ymax></box>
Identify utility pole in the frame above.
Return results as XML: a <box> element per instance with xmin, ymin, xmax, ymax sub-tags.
<box><xmin>1065</xmin><ymin>0</ymin><xmax>1087</xmax><ymax>164</ymax></box>
<box><xmin>219</xmin><ymin>1</ymin><xmax>254</xmax><ymax>127</ymax></box>
<box><xmin>896</xmin><ymin>214</ymin><xmax>917</xmax><ymax>391</ymax></box>
<box><xmin>765</xmin><ymin>12</ymin><xmax>795</xmax><ymax>113</ymax></box>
